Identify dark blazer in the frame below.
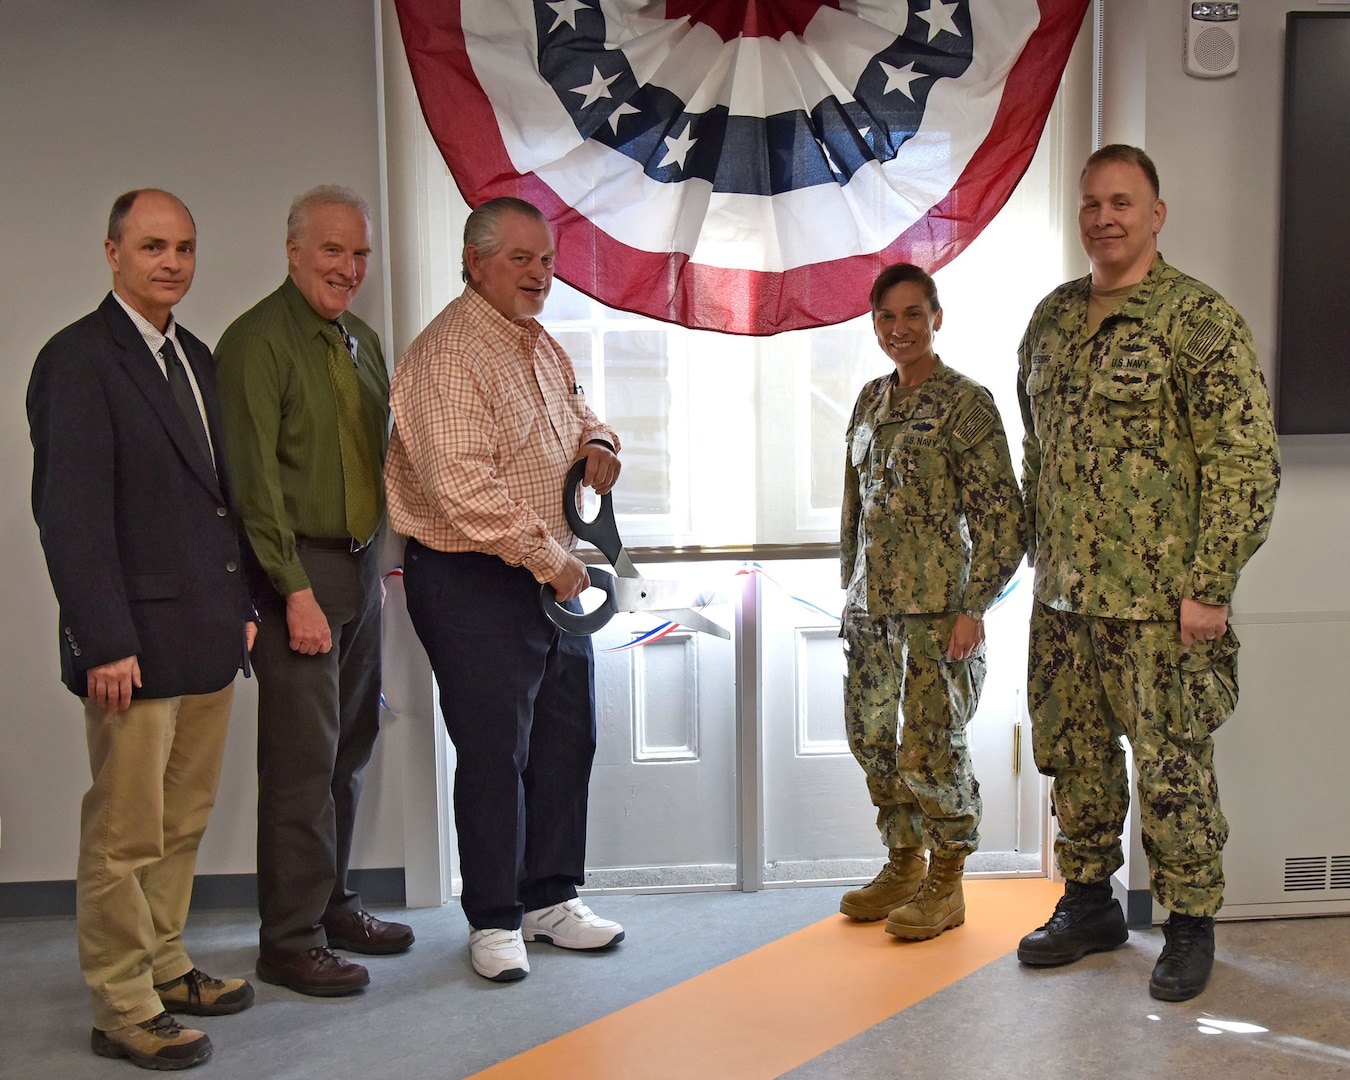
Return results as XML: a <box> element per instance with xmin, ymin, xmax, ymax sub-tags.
<box><xmin>28</xmin><ymin>293</ymin><xmax>251</xmax><ymax>699</ymax></box>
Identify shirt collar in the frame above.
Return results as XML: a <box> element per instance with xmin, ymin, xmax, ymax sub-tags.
<box><xmin>280</xmin><ymin>275</ymin><xmax>349</xmax><ymax>342</ymax></box>
<box><xmin>458</xmin><ymin>284</ymin><xmax>543</xmax><ymax>350</ymax></box>
<box><xmin>112</xmin><ymin>291</ymin><xmax>179</xmax><ymax>356</ymax></box>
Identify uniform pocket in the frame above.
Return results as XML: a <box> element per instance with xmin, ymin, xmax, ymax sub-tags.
<box><xmin>1091</xmin><ymin>367</ymin><xmax>1164</xmax><ymax>448</ymax></box>
<box><xmin>1174</xmin><ymin>628</ymin><xmax>1239</xmax><ymax>741</ymax></box>
<box><xmin>883</xmin><ymin>445</ymin><xmax>950</xmax><ymax>518</ymax></box>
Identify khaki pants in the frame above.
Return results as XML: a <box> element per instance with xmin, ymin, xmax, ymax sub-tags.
<box><xmin>78</xmin><ymin>685</ymin><xmax>234</xmax><ymax>1030</ymax></box>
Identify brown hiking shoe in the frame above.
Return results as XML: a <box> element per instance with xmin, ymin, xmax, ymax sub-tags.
<box><xmin>91</xmin><ymin>1011</ymin><xmax>212</xmax><ymax>1070</ymax></box>
<box><xmin>155</xmin><ymin>967</ymin><xmax>255</xmax><ymax>1016</ymax></box>
<box><xmin>885</xmin><ymin>854</ymin><xmax>966</xmax><ymax>940</ymax></box>
<box><xmin>840</xmin><ymin>847</ymin><xmax>927</xmax><ymax>921</ymax></box>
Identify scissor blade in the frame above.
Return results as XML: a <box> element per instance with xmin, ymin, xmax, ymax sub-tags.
<box><xmin>651</xmin><ymin>608</ymin><xmax>731</xmax><ymax>640</ymax></box>
<box><xmin>611</xmin><ymin>576</ymin><xmax>706</xmax><ymax>612</ymax></box>
<box><xmin>609</xmin><ymin>577</ymin><xmax>730</xmax><ymax>639</ymax></box>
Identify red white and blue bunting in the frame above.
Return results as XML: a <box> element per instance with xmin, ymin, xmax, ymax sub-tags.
<box><xmin>395</xmin><ymin>0</ymin><xmax>1088</xmax><ymax>334</ymax></box>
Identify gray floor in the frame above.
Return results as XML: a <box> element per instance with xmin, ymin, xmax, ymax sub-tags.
<box><xmin>0</xmin><ymin>888</ymin><xmax>1346</xmax><ymax>1079</ymax></box>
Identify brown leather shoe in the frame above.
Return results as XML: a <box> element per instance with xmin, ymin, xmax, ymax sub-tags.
<box><xmin>255</xmin><ymin>945</ymin><xmax>370</xmax><ymax>997</ymax></box>
<box><xmin>155</xmin><ymin>967</ymin><xmax>255</xmax><ymax>1016</ymax></box>
<box><xmin>322</xmin><ymin>909</ymin><xmax>415</xmax><ymax>955</ymax></box>
<box><xmin>92</xmin><ymin>1011</ymin><xmax>212</xmax><ymax>1070</ymax></box>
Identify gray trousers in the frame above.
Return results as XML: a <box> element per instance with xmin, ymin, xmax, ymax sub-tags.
<box><xmin>253</xmin><ymin>540</ymin><xmax>383</xmax><ymax>953</ymax></box>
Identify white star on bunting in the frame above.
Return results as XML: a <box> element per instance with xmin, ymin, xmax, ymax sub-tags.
<box><xmin>879</xmin><ymin>61</ymin><xmax>925</xmax><ymax>100</ymax></box>
<box><xmin>570</xmin><ymin>65</ymin><xmax>621</xmax><ymax>108</ymax></box>
<box><xmin>658</xmin><ymin>122</ymin><xmax>697</xmax><ymax>170</ymax></box>
<box><xmin>546</xmin><ymin>0</ymin><xmax>591</xmax><ymax>33</ymax></box>
<box><xmin>607</xmin><ymin>100</ymin><xmax>640</xmax><ymax>134</ymax></box>
<box><xmin>916</xmin><ymin>0</ymin><xmax>962</xmax><ymax>43</ymax></box>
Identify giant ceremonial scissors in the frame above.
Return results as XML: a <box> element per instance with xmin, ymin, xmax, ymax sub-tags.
<box><xmin>540</xmin><ymin>460</ymin><xmax>730</xmax><ymax>640</ymax></box>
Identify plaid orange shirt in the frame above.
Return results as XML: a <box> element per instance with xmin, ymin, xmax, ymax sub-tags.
<box><xmin>385</xmin><ymin>286</ymin><xmax>619</xmax><ymax>583</ymax></box>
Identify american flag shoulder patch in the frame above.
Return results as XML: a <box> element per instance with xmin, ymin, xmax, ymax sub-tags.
<box><xmin>952</xmin><ymin>404</ymin><xmax>995</xmax><ymax>447</ymax></box>
<box><xmin>1182</xmin><ymin>318</ymin><xmax>1230</xmax><ymax>362</ymax></box>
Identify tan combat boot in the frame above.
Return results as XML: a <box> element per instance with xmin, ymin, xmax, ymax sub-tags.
<box><xmin>884</xmin><ymin>853</ymin><xmax>965</xmax><ymax>940</ymax></box>
<box><xmin>839</xmin><ymin>847</ymin><xmax>928</xmax><ymax>921</ymax></box>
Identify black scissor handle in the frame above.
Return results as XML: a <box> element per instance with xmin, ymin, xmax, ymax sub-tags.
<box><xmin>540</xmin><ymin>567</ymin><xmax>618</xmax><ymax>636</ymax></box>
<box><xmin>562</xmin><ymin>458</ymin><xmax>624</xmax><ymax>568</ymax></box>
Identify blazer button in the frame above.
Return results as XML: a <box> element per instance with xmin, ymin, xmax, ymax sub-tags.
<box><xmin>226</xmin><ymin>561</ymin><xmax>238</xmax><ymax>573</ymax></box>
<box><xmin>217</xmin><ymin>507</ymin><xmax>228</xmax><ymax>517</ymax></box>
<box><xmin>72</xmin><ymin>647</ymin><xmax>82</xmax><ymax>656</ymax></box>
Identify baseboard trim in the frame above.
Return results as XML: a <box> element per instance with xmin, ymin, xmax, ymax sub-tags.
<box><xmin>0</xmin><ymin>868</ymin><xmax>407</xmax><ymax>919</ymax></box>
<box><xmin>1124</xmin><ymin>886</ymin><xmax>1154</xmax><ymax>929</ymax></box>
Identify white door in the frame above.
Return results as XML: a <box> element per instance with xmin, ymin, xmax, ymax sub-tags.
<box><xmin>759</xmin><ymin>558</ymin><xmax>1041</xmax><ymax>880</ymax></box>
<box><xmin>579</xmin><ymin>557</ymin><xmax>1041</xmax><ymax>889</ymax></box>
<box><xmin>582</xmin><ymin>564</ymin><xmax>741</xmax><ymax>889</ymax></box>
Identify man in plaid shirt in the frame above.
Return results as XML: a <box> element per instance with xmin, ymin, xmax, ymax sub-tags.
<box><xmin>385</xmin><ymin>197</ymin><xmax>625</xmax><ymax>983</ymax></box>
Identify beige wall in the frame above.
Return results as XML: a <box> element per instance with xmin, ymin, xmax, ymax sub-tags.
<box><xmin>0</xmin><ymin>0</ymin><xmax>408</xmax><ymax>883</ymax></box>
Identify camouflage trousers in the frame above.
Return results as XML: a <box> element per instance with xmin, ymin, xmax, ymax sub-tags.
<box><xmin>843</xmin><ymin>611</ymin><xmax>984</xmax><ymax>857</ymax></box>
<box><xmin>1028</xmin><ymin>602</ymin><xmax>1238</xmax><ymax>916</ymax></box>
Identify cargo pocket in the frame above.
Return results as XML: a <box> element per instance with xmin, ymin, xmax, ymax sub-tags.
<box><xmin>1175</xmin><ymin>628</ymin><xmax>1239</xmax><ymax>742</ymax></box>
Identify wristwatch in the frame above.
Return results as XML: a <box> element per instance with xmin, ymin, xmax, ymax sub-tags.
<box><xmin>962</xmin><ymin>609</ymin><xmax>984</xmax><ymax>622</ymax></box>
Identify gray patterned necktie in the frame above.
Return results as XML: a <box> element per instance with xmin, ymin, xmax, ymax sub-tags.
<box><xmin>160</xmin><ymin>340</ymin><xmax>213</xmax><ymax>467</ymax></box>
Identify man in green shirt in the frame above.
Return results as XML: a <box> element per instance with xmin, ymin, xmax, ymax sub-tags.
<box><xmin>215</xmin><ymin>185</ymin><xmax>412</xmax><ymax>997</ymax></box>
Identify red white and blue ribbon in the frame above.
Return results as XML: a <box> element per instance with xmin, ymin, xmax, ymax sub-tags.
<box><xmin>395</xmin><ymin>0</ymin><xmax>1088</xmax><ymax>334</ymax></box>
<box><xmin>600</xmin><ymin>561</ymin><xmax>1026</xmax><ymax>650</ymax></box>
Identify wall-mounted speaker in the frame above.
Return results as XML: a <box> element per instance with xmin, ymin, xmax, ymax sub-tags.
<box><xmin>1184</xmin><ymin>2</ymin><xmax>1240</xmax><ymax>78</ymax></box>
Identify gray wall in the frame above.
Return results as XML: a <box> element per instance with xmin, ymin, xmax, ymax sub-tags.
<box><xmin>0</xmin><ymin>0</ymin><xmax>406</xmax><ymax>884</ymax></box>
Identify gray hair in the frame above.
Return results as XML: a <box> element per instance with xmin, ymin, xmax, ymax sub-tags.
<box><xmin>287</xmin><ymin>185</ymin><xmax>371</xmax><ymax>240</ymax></box>
<box><xmin>107</xmin><ymin>189</ymin><xmax>195</xmax><ymax>243</ymax></box>
<box><xmin>461</xmin><ymin>197</ymin><xmax>549</xmax><ymax>282</ymax></box>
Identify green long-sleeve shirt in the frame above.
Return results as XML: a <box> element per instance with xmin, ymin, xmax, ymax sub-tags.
<box><xmin>214</xmin><ymin>277</ymin><xmax>389</xmax><ymax>596</ymax></box>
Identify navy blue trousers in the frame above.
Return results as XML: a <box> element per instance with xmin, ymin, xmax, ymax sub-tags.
<box><xmin>403</xmin><ymin>541</ymin><xmax>597</xmax><ymax>929</ymax></box>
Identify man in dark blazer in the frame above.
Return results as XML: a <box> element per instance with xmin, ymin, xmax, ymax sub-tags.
<box><xmin>28</xmin><ymin>189</ymin><xmax>256</xmax><ymax>1072</ymax></box>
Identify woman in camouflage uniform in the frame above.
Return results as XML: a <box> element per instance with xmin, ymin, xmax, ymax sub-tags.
<box><xmin>839</xmin><ymin>263</ymin><xmax>1026</xmax><ymax>939</ymax></box>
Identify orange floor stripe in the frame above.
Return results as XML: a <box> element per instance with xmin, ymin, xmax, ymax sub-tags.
<box><xmin>469</xmin><ymin>877</ymin><xmax>1062</xmax><ymax>1080</ymax></box>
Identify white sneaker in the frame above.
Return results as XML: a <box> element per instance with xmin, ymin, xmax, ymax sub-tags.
<box><xmin>521</xmin><ymin>898</ymin><xmax>625</xmax><ymax>950</ymax></box>
<box><xmin>468</xmin><ymin>928</ymin><xmax>529</xmax><ymax>982</ymax></box>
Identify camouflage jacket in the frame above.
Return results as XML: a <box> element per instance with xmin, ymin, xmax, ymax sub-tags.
<box><xmin>1017</xmin><ymin>257</ymin><xmax>1280</xmax><ymax>620</ymax></box>
<box><xmin>841</xmin><ymin>359</ymin><xmax>1026</xmax><ymax>616</ymax></box>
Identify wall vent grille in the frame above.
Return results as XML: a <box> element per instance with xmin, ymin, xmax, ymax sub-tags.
<box><xmin>1331</xmin><ymin>855</ymin><xmax>1350</xmax><ymax>891</ymax></box>
<box><xmin>1284</xmin><ymin>856</ymin><xmax>1328</xmax><ymax>892</ymax></box>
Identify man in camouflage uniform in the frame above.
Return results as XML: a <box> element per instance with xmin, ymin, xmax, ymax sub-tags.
<box><xmin>841</xmin><ymin>263</ymin><xmax>1025</xmax><ymax>941</ymax></box>
<box><xmin>1015</xmin><ymin>145</ymin><xmax>1280</xmax><ymax>1001</ymax></box>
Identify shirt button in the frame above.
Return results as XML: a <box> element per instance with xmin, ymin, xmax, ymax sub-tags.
<box><xmin>217</xmin><ymin>507</ymin><xmax>228</xmax><ymax>517</ymax></box>
<box><xmin>226</xmin><ymin>562</ymin><xmax>238</xmax><ymax>573</ymax></box>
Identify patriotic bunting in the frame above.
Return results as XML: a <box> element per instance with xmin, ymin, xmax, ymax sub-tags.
<box><xmin>395</xmin><ymin>0</ymin><xmax>1088</xmax><ymax>334</ymax></box>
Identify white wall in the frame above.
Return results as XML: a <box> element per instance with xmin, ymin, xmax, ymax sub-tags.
<box><xmin>1107</xmin><ymin>2</ymin><xmax>1350</xmax><ymax>626</ymax></box>
<box><xmin>0</xmin><ymin>0</ymin><xmax>410</xmax><ymax>884</ymax></box>
<box><xmin>2</xmin><ymin>0</ymin><xmax>1345</xmax><ymax>898</ymax></box>
<box><xmin>1102</xmin><ymin>0</ymin><xmax>1350</xmax><ymax>909</ymax></box>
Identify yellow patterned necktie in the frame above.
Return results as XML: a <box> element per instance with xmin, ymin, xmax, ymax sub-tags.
<box><xmin>322</xmin><ymin>322</ymin><xmax>378</xmax><ymax>545</ymax></box>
